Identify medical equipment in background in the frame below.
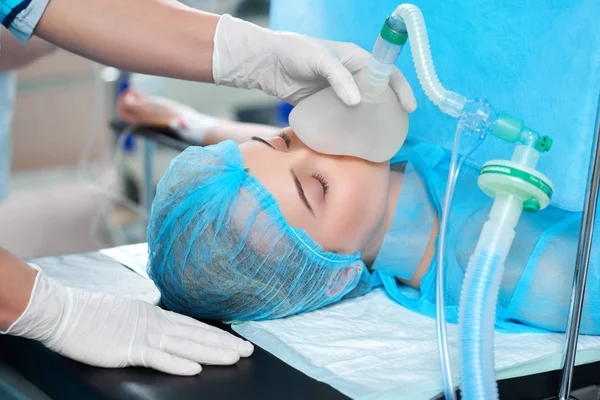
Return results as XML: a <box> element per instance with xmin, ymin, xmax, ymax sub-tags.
<box><xmin>75</xmin><ymin>65</ymin><xmax>151</xmax><ymax>248</ymax></box>
<box><xmin>77</xmin><ymin>64</ymin><xmax>134</xmax><ymax>246</ymax></box>
<box><xmin>86</xmin><ymin>1</ymin><xmax>274</xmax><ymax>248</ymax></box>
<box><xmin>457</xmin><ymin>122</ymin><xmax>553</xmax><ymax>400</ymax></box>
<box><xmin>372</xmin><ymin>5</ymin><xmax>560</xmax><ymax>400</ymax></box>
<box><xmin>556</xmin><ymin>99</ymin><xmax>600</xmax><ymax>400</ymax></box>
<box><xmin>374</xmin><ymin>6</ymin><xmax>556</xmax><ymax>400</ymax></box>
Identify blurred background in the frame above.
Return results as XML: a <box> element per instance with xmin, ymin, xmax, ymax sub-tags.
<box><xmin>0</xmin><ymin>0</ymin><xmax>278</xmax><ymax>258</ymax></box>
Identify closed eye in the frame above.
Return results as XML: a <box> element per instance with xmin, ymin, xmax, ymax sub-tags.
<box><xmin>312</xmin><ymin>173</ymin><xmax>329</xmax><ymax>196</ymax></box>
<box><xmin>279</xmin><ymin>132</ymin><xmax>291</xmax><ymax>148</ymax></box>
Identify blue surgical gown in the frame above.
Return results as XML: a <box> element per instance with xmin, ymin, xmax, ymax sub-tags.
<box><xmin>1</xmin><ymin>0</ymin><xmax>48</xmax><ymax>201</ymax></box>
<box><xmin>1</xmin><ymin>0</ymin><xmax>50</xmax><ymax>42</ymax></box>
<box><xmin>372</xmin><ymin>140</ymin><xmax>600</xmax><ymax>334</ymax></box>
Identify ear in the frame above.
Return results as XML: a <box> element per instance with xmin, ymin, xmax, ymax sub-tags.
<box><xmin>325</xmin><ymin>262</ymin><xmax>364</xmax><ymax>298</ymax></box>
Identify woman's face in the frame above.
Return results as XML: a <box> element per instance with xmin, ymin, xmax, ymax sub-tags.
<box><xmin>240</xmin><ymin>128</ymin><xmax>390</xmax><ymax>254</ymax></box>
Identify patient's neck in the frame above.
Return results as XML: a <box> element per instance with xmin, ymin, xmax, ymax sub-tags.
<box><xmin>360</xmin><ymin>165</ymin><xmax>439</xmax><ymax>290</ymax></box>
<box><xmin>361</xmin><ymin>168</ymin><xmax>404</xmax><ymax>267</ymax></box>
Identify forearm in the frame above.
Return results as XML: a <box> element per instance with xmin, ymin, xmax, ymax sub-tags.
<box><xmin>0</xmin><ymin>27</ymin><xmax>56</xmax><ymax>71</ymax></box>
<box><xmin>34</xmin><ymin>0</ymin><xmax>218</xmax><ymax>82</ymax></box>
<box><xmin>168</xmin><ymin>101</ymin><xmax>279</xmax><ymax>145</ymax></box>
<box><xmin>204</xmin><ymin>120</ymin><xmax>281</xmax><ymax>145</ymax></box>
<box><xmin>117</xmin><ymin>90</ymin><xmax>280</xmax><ymax>144</ymax></box>
<box><xmin>0</xmin><ymin>248</ymin><xmax>37</xmax><ymax>331</ymax></box>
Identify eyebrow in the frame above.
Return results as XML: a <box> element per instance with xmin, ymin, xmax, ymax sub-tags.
<box><xmin>291</xmin><ymin>170</ymin><xmax>314</xmax><ymax>215</ymax></box>
<box><xmin>251</xmin><ymin>136</ymin><xmax>314</xmax><ymax>215</ymax></box>
<box><xmin>251</xmin><ymin>136</ymin><xmax>274</xmax><ymax>149</ymax></box>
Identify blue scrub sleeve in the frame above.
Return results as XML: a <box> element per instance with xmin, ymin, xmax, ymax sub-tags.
<box><xmin>0</xmin><ymin>72</ymin><xmax>16</xmax><ymax>203</ymax></box>
<box><xmin>1</xmin><ymin>0</ymin><xmax>50</xmax><ymax>43</ymax></box>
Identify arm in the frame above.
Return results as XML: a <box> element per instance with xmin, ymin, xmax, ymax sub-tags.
<box><xmin>0</xmin><ymin>27</ymin><xmax>56</xmax><ymax>72</ymax></box>
<box><xmin>30</xmin><ymin>0</ymin><xmax>415</xmax><ymax>109</ymax></box>
<box><xmin>0</xmin><ymin>248</ymin><xmax>37</xmax><ymax>330</ymax></box>
<box><xmin>0</xmin><ymin>246</ymin><xmax>253</xmax><ymax>375</ymax></box>
<box><xmin>173</xmin><ymin>107</ymin><xmax>280</xmax><ymax>145</ymax></box>
<box><xmin>117</xmin><ymin>90</ymin><xmax>280</xmax><ymax>145</ymax></box>
<box><xmin>6</xmin><ymin>0</ymin><xmax>415</xmax><ymax>109</ymax></box>
<box><xmin>34</xmin><ymin>0</ymin><xmax>217</xmax><ymax>82</ymax></box>
<box><xmin>203</xmin><ymin>120</ymin><xmax>281</xmax><ymax>146</ymax></box>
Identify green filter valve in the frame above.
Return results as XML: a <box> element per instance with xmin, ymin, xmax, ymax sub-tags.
<box><xmin>523</xmin><ymin>199</ymin><xmax>541</xmax><ymax>213</ymax></box>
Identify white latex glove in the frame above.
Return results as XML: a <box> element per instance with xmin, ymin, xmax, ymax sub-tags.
<box><xmin>317</xmin><ymin>39</ymin><xmax>417</xmax><ymax>113</ymax></box>
<box><xmin>2</xmin><ymin>269</ymin><xmax>253</xmax><ymax>375</ymax></box>
<box><xmin>212</xmin><ymin>14</ymin><xmax>417</xmax><ymax>111</ymax></box>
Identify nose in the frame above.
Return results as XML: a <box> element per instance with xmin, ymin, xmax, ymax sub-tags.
<box><xmin>293</xmin><ymin>137</ymin><xmax>346</xmax><ymax>164</ymax></box>
<box><xmin>270</xmin><ymin>137</ymin><xmax>288</xmax><ymax>152</ymax></box>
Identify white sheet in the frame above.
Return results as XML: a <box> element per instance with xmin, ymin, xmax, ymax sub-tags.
<box><xmin>233</xmin><ymin>289</ymin><xmax>600</xmax><ymax>400</ymax></box>
<box><xmin>100</xmin><ymin>243</ymin><xmax>150</xmax><ymax>279</ymax></box>
<box><xmin>99</xmin><ymin>244</ymin><xmax>600</xmax><ymax>399</ymax></box>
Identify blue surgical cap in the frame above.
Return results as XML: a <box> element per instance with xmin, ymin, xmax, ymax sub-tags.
<box><xmin>147</xmin><ymin>141</ymin><xmax>372</xmax><ymax>321</ymax></box>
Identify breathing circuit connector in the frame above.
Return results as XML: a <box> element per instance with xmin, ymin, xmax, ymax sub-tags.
<box><xmin>490</xmin><ymin>112</ymin><xmax>554</xmax><ymax>153</ymax></box>
<box><xmin>438</xmin><ymin>101</ymin><xmax>555</xmax><ymax>400</ymax></box>
<box><xmin>459</xmin><ymin>99</ymin><xmax>495</xmax><ymax>138</ymax></box>
<box><xmin>537</xmin><ymin>135</ymin><xmax>553</xmax><ymax>152</ymax></box>
<box><xmin>459</xmin><ymin>127</ymin><xmax>554</xmax><ymax>399</ymax></box>
<box><xmin>380</xmin><ymin>17</ymin><xmax>408</xmax><ymax>46</ymax></box>
<box><xmin>491</xmin><ymin>112</ymin><xmax>523</xmax><ymax>143</ymax></box>
<box><xmin>386</xmin><ymin>4</ymin><xmax>468</xmax><ymax>118</ymax></box>
<box><xmin>381</xmin><ymin>5</ymin><xmax>557</xmax><ymax>400</ymax></box>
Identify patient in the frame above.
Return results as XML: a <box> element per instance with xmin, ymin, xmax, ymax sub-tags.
<box><xmin>119</xmin><ymin>90</ymin><xmax>599</xmax><ymax>334</ymax></box>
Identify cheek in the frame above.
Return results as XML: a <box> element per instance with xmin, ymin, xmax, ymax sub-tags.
<box><xmin>327</xmin><ymin>179</ymin><xmax>387</xmax><ymax>251</ymax></box>
<box><xmin>241</xmin><ymin>145</ymin><xmax>317</xmax><ymax>233</ymax></box>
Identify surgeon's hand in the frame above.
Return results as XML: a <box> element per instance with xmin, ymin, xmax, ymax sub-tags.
<box><xmin>212</xmin><ymin>14</ymin><xmax>417</xmax><ymax>111</ymax></box>
<box><xmin>4</xmin><ymin>269</ymin><xmax>253</xmax><ymax>375</ymax></box>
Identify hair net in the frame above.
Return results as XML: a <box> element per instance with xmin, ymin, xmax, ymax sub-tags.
<box><xmin>147</xmin><ymin>141</ymin><xmax>372</xmax><ymax>321</ymax></box>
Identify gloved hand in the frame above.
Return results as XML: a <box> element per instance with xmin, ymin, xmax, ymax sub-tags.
<box><xmin>316</xmin><ymin>39</ymin><xmax>417</xmax><ymax>113</ymax></box>
<box><xmin>212</xmin><ymin>14</ymin><xmax>416</xmax><ymax>111</ymax></box>
<box><xmin>3</xmin><ymin>269</ymin><xmax>253</xmax><ymax>375</ymax></box>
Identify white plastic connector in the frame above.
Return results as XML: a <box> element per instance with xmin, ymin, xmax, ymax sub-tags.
<box><xmin>440</xmin><ymin>92</ymin><xmax>467</xmax><ymax>118</ymax></box>
<box><xmin>363</xmin><ymin>57</ymin><xmax>393</xmax><ymax>99</ymax></box>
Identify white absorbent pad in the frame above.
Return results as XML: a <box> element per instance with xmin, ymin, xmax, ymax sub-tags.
<box><xmin>29</xmin><ymin>246</ymin><xmax>160</xmax><ymax>305</ymax></box>
<box><xmin>232</xmin><ymin>289</ymin><xmax>600</xmax><ymax>400</ymax></box>
<box><xmin>100</xmin><ymin>242</ymin><xmax>150</xmax><ymax>279</ymax></box>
